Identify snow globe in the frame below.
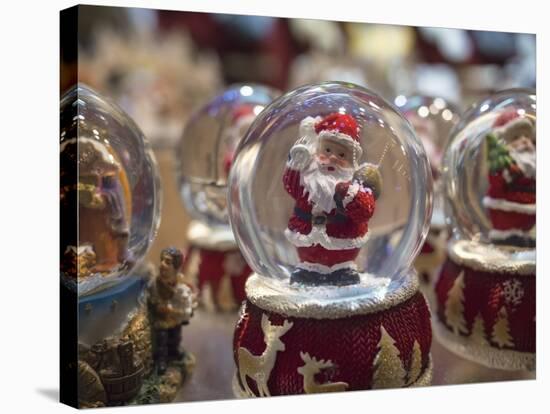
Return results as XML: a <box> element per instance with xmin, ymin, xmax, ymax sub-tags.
<box><xmin>60</xmin><ymin>84</ymin><xmax>167</xmax><ymax>406</ymax></box>
<box><xmin>433</xmin><ymin>89</ymin><xmax>536</xmax><ymax>371</ymax></box>
<box><xmin>60</xmin><ymin>84</ymin><xmax>161</xmax><ymax>294</ymax></box>
<box><xmin>228</xmin><ymin>82</ymin><xmax>434</xmax><ymax>396</ymax></box>
<box><xmin>395</xmin><ymin>95</ymin><xmax>461</xmax><ymax>288</ymax></box>
<box><xmin>175</xmin><ymin>84</ymin><xmax>279</xmax><ymax>312</ymax></box>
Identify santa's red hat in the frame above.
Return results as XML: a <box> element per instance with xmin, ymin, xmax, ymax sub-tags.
<box><xmin>299</xmin><ymin>113</ymin><xmax>363</xmax><ymax>165</ymax></box>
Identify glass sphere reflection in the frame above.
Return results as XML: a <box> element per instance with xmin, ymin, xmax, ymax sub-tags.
<box><xmin>176</xmin><ymin>84</ymin><xmax>280</xmax><ymax>227</ymax></box>
<box><xmin>443</xmin><ymin>89</ymin><xmax>536</xmax><ymax>248</ymax></box>
<box><xmin>228</xmin><ymin>82</ymin><xmax>432</xmax><ymax>300</ymax></box>
<box><xmin>395</xmin><ymin>94</ymin><xmax>461</xmax><ymax>228</ymax></box>
<box><xmin>60</xmin><ymin>84</ymin><xmax>161</xmax><ymax>295</ymax></box>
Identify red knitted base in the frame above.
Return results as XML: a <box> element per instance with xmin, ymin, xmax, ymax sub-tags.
<box><xmin>488</xmin><ymin>208</ymin><xmax>535</xmax><ymax>231</ymax></box>
<box><xmin>233</xmin><ymin>292</ymin><xmax>432</xmax><ymax>395</ymax></box>
<box><xmin>434</xmin><ymin>256</ymin><xmax>535</xmax><ymax>366</ymax></box>
<box><xmin>182</xmin><ymin>244</ymin><xmax>251</xmax><ymax>312</ymax></box>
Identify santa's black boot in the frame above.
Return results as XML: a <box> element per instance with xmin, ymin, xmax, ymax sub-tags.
<box><xmin>290</xmin><ymin>268</ymin><xmax>324</xmax><ymax>286</ymax></box>
<box><xmin>328</xmin><ymin>268</ymin><xmax>360</xmax><ymax>286</ymax></box>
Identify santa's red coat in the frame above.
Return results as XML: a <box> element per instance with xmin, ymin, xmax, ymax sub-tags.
<box><xmin>282</xmin><ymin>166</ymin><xmax>375</xmax><ymax>250</ymax></box>
<box><xmin>486</xmin><ymin>169</ymin><xmax>535</xmax><ymax>231</ymax></box>
<box><xmin>488</xmin><ymin>169</ymin><xmax>535</xmax><ymax>205</ymax></box>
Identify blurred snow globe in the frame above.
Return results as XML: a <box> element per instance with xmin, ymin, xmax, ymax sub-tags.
<box><xmin>176</xmin><ymin>84</ymin><xmax>280</xmax><ymax>232</ymax></box>
<box><xmin>228</xmin><ymin>82</ymin><xmax>433</xmax><ymax>304</ymax></box>
<box><xmin>395</xmin><ymin>94</ymin><xmax>460</xmax><ymax>229</ymax></box>
<box><xmin>443</xmin><ymin>88</ymin><xmax>536</xmax><ymax>251</ymax></box>
<box><xmin>60</xmin><ymin>84</ymin><xmax>161</xmax><ymax>296</ymax></box>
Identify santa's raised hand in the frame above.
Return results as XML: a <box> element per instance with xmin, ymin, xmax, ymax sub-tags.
<box><xmin>288</xmin><ymin>140</ymin><xmax>312</xmax><ymax>171</ymax></box>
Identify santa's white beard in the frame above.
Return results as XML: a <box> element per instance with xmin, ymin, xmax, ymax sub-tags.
<box><xmin>301</xmin><ymin>159</ymin><xmax>354</xmax><ymax>213</ymax></box>
<box><xmin>509</xmin><ymin>148</ymin><xmax>536</xmax><ymax>178</ymax></box>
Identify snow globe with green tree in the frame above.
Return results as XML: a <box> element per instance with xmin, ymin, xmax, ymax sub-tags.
<box><xmin>433</xmin><ymin>89</ymin><xmax>536</xmax><ymax>372</ymax></box>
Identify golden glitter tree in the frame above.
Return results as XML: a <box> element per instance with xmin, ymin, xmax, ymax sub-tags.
<box><xmin>371</xmin><ymin>325</ymin><xmax>406</xmax><ymax>389</ymax></box>
<box><xmin>470</xmin><ymin>313</ymin><xmax>489</xmax><ymax>346</ymax></box>
<box><xmin>491</xmin><ymin>306</ymin><xmax>514</xmax><ymax>348</ymax></box>
<box><xmin>444</xmin><ymin>270</ymin><xmax>467</xmax><ymax>335</ymax></box>
<box><xmin>406</xmin><ymin>340</ymin><xmax>422</xmax><ymax>385</ymax></box>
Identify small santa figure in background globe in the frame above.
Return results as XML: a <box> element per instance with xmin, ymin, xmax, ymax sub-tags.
<box><xmin>483</xmin><ymin>110</ymin><xmax>536</xmax><ymax>247</ymax></box>
<box><xmin>283</xmin><ymin>113</ymin><xmax>382</xmax><ymax>286</ymax></box>
<box><xmin>222</xmin><ymin>104</ymin><xmax>258</xmax><ymax>176</ymax></box>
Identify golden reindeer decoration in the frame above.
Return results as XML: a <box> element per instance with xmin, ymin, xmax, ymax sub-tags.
<box><xmin>237</xmin><ymin>314</ymin><xmax>294</xmax><ymax>397</ymax></box>
<box><xmin>297</xmin><ymin>352</ymin><xmax>349</xmax><ymax>393</ymax></box>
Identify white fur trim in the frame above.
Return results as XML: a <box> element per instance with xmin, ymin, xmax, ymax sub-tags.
<box><xmin>245</xmin><ymin>272</ymin><xmax>417</xmax><ymax>319</ymax></box>
<box><xmin>285</xmin><ymin>227</ymin><xmax>369</xmax><ymax>250</ymax></box>
<box><xmin>342</xmin><ymin>182</ymin><xmax>361</xmax><ymax>207</ymax></box>
<box><xmin>447</xmin><ymin>240</ymin><xmax>535</xmax><ymax>276</ymax></box>
<box><xmin>483</xmin><ymin>196</ymin><xmax>535</xmax><ymax>214</ymax></box>
<box><xmin>433</xmin><ymin>318</ymin><xmax>535</xmax><ymax>371</ymax></box>
<box><xmin>317</xmin><ymin>130</ymin><xmax>363</xmax><ymax>158</ymax></box>
<box><xmin>296</xmin><ymin>260</ymin><xmax>357</xmax><ymax>275</ymax></box>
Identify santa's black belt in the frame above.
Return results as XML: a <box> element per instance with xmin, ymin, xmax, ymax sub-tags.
<box><xmin>506</xmin><ymin>183</ymin><xmax>535</xmax><ymax>193</ymax></box>
<box><xmin>294</xmin><ymin>207</ymin><xmax>346</xmax><ymax>225</ymax></box>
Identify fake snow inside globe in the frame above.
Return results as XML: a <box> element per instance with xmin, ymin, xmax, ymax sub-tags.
<box><xmin>395</xmin><ymin>95</ymin><xmax>460</xmax><ymax>229</ymax></box>
<box><xmin>230</xmin><ymin>83</ymin><xmax>435</xmax><ymax>395</ymax></box>
<box><xmin>176</xmin><ymin>84</ymin><xmax>280</xmax><ymax>229</ymax></box>
<box><xmin>60</xmin><ymin>84</ymin><xmax>161</xmax><ymax>296</ymax></box>
<box><xmin>433</xmin><ymin>89</ymin><xmax>535</xmax><ymax>371</ymax></box>
<box><xmin>228</xmin><ymin>82</ymin><xmax>433</xmax><ymax>306</ymax></box>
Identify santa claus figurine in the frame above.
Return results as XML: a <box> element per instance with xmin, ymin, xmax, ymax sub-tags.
<box><xmin>483</xmin><ymin>110</ymin><xmax>536</xmax><ymax>247</ymax></box>
<box><xmin>222</xmin><ymin>105</ymin><xmax>258</xmax><ymax>177</ymax></box>
<box><xmin>283</xmin><ymin>113</ymin><xmax>381</xmax><ymax>286</ymax></box>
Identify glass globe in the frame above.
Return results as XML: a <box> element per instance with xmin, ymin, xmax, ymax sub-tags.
<box><xmin>228</xmin><ymin>82</ymin><xmax>432</xmax><ymax>302</ymax></box>
<box><xmin>176</xmin><ymin>84</ymin><xmax>280</xmax><ymax>227</ymax></box>
<box><xmin>395</xmin><ymin>94</ymin><xmax>461</xmax><ymax>228</ymax></box>
<box><xmin>443</xmin><ymin>89</ymin><xmax>536</xmax><ymax>248</ymax></box>
<box><xmin>60</xmin><ymin>84</ymin><xmax>161</xmax><ymax>295</ymax></box>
